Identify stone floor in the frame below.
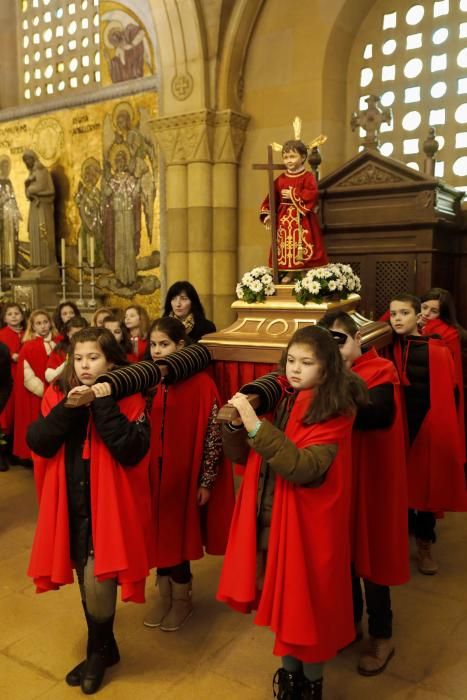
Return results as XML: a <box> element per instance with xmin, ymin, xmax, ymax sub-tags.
<box><xmin>1</xmin><ymin>465</ymin><xmax>467</xmax><ymax>699</ymax></box>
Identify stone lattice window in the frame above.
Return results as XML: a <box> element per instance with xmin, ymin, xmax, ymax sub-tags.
<box><xmin>21</xmin><ymin>0</ymin><xmax>101</xmax><ymax>102</ymax></box>
<box><xmin>348</xmin><ymin>0</ymin><xmax>467</xmax><ymax>194</ymax></box>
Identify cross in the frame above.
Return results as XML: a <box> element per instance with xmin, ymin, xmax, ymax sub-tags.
<box><xmin>350</xmin><ymin>95</ymin><xmax>392</xmax><ymax>151</ymax></box>
<box><xmin>252</xmin><ymin>145</ymin><xmax>287</xmax><ymax>285</ymax></box>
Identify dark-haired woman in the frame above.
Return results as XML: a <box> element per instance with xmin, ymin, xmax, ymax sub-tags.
<box><xmin>26</xmin><ymin>327</ymin><xmax>153</xmax><ymax>694</ymax></box>
<box><xmin>163</xmin><ymin>281</ymin><xmax>216</xmax><ymax>342</ymax></box>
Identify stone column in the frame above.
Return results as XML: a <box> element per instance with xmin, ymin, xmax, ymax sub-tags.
<box><xmin>152</xmin><ymin>109</ymin><xmax>249</xmax><ymax>326</ymax></box>
<box><xmin>212</xmin><ymin>110</ymin><xmax>249</xmax><ymax>327</ymax></box>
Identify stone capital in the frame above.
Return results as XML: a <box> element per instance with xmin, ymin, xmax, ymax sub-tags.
<box><xmin>151</xmin><ymin>109</ymin><xmax>249</xmax><ymax>166</ymax></box>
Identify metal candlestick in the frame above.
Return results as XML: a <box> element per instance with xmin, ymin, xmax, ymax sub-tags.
<box><xmin>8</xmin><ymin>263</ymin><xmax>14</xmax><ymax>280</ymax></box>
<box><xmin>88</xmin><ymin>263</ymin><xmax>97</xmax><ymax>309</ymax></box>
<box><xmin>77</xmin><ymin>263</ymin><xmax>85</xmax><ymax>307</ymax></box>
<box><xmin>60</xmin><ymin>263</ymin><xmax>67</xmax><ymax>301</ymax></box>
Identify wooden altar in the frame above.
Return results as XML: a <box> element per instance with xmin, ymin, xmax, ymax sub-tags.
<box><xmin>318</xmin><ymin>149</ymin><xmax>466</xmax><ymax>322</ymax></box>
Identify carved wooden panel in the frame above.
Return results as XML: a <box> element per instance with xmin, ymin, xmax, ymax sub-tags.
<box><xmin>375</xmin><ymin>259</ymin><xmax>413</xmax><ymax>319</ymax></box>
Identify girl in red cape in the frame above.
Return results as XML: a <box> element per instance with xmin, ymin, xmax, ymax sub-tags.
<box><xmin>124</xmin><ymin>304</ymin><xmax>149</xmax><ymax>362</ymax></box>
<box><xmin>0</xmin><ymin>303</ymin><xmax>25</xmax><ymax>468</ymax></box>
<box><xmin>419</xmin><ymin>287</ymin><xmax>466</xmax><ymax>464</ymax></box>
<box><xmin>45</xmin><ymin>316</ymin><xmax>89</xmax><ymax>385</ymax></box>
<box><xmin>102</xmin><ymin>313</ymin><xmax>133</xmax><ymax>359</ymax></box>
<box><xmin>218</xmin><ymin>325</ymin><xmax>367</xmax><ymax>700</ymax></box>
<box><xmin>389</xmin><ymin>294</ymin><xmax>467</xmax><ymax>576</ymax></box>
<box><xmin>13</xmin><ymin>309</ymin><xmax>57</xmax><ymax>462</ymax></box>
<box><xmin>143</xmin><ymin>317</ymin><xmax>234</xmax><ymax>632</ymax></box>
<box><xmin>26</xmin><ymin>327</ymin><xmax>153</xmax><ymax>695</ymax></box>
<box><xmin>319</xmin><ymin>310</ymin><xmax>409</xmax><ymax>678</ymax></box>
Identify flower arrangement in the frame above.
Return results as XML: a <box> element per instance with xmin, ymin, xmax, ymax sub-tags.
<box><xmin>236</xmin><ymin>266</ymin><xmax>276</xmax><ymax>303</ymax></box>
<box><xmin>293</xmin><ymin>263</ymin><xmax>362</xmax><ymax>306</ymax></box>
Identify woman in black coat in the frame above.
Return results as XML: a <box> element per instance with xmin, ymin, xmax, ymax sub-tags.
<box><xmin>163</xmin><ymin>281</ymin><xmax>216</xmax><ymax>342</ymax></box>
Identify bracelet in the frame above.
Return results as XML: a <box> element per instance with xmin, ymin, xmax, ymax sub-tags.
<box><xmin>247</xmin><ymin>420</ymin><xmax>262</xmax><ymax>439</ymax></box>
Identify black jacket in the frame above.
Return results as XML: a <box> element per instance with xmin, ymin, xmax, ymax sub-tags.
<box><xmin>27</xmin><ymin>395</ymin><xmax>150</xmax><ymax>565</ymax></box>
<box><xmin>189</xmin><ymin>318</ymin><xmax>216</xmax><ymax>342</ymax></box>
<box><xmin>0</xmin><ymin>341</ymin><xmax>12</xmax><ymax>415</ymax></box>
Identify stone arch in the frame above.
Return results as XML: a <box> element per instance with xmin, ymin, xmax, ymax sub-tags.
<box><xmin>148</xmin><ymin>0</ymin><xmax>209</xmax><ymax>115</ymax></box>
<box><xmin>216</xmin><ymin>0</ymin><xmax>266</xmax><ymax>111</ymax></box>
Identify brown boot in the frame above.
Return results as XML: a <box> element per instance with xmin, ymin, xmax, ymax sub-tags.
<box><xmin>357</xmin><ymin>637</ymin><xmax>394</xmax><ymax>676</ymax></box>
<box><xmin>160</xmin><ymin>578</ymin><xmax>193</xmax><ymax>631</ymax></box>
<box><xmin>416</xmin><ymin>539</ymin><xmax>439</xmax><ymax>575</ymax></box>
<box><xmin>143</xmin><ymin>576</ymin><xmax>171</xmax><ymax>628</ymax></box>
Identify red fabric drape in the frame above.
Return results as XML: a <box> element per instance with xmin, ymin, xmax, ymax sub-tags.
<box><xmin>212</xmin><ymin>360</ymin><xmax>278</xmax><ymax>403</ymax></box>
<box><xmin>217</xmin><ymin>387</ymin><xmax>355</xmax><ymax>663</ymax></box>
<box><xmin>28</xmin><ymin>387</ymin><xmax>155</xmax><ymax>603</ymax></box>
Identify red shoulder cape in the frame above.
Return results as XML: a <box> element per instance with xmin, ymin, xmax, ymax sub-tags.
<box><xmin>351</xmin><ymin>349</ymin><xmax>409</xmax><ymax>586</ymax></box>
<box><xmin>27</xmin><ymin>387</ymin><xmax>155</xmax><ymax>603</ymax></box>
<box><xmin>217</xmin><ymin>389</ymin><xmax>355</xmax><ymax>663</ymax></box>
<box><xmin>0</xmin><ymin>326</ymin><xmax>23</xmax><ymax>433</ymax></box>
<box><xmin>422</xmin><ymin>319</ymin><xmax>465</xmax><ymax>463</ymax></box>
<box><xmin>394</xmin><ymin>337</ymin><xmax>466</xmax><ymax>512</ymax></box>
<box><xmin>149</xmin><ymin>371</ymin><xmax>234</xmax><ymax>567</ymax></box>
<box><xmin>13</xmin><ymin>338</ymin><xmax>49</xmax><ymax>459</ymax></box>
<box><xmin>127</xmin><ymin>337</ymin><xmax>147</xmax><ymax>363</ymax></box>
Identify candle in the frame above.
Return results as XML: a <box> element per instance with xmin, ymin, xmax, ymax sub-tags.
<box><xmin>78</xmin><ymin>237</ymin><xmax>83</xmax><ymax>267</ymax></box>
<box><xmin>61</xmin><ymin>238</ymin><xmax>66</xmax><ymax>266</ymax></box>
<box><xmin>89</xmin><ymin>236</ymin><xmax>95</xmax><ymax>267</ymax></box>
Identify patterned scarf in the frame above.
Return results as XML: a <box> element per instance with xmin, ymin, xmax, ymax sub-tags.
<box><xmin>170</xmin><ymin>311</ymin><xmax>194</xmax><ymax>335</ymax></box>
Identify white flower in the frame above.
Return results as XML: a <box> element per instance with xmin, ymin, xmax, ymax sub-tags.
<box><xmin>236</xmin><ymin>283</ymin><xmax>244</xmax><ymax>299</ymax></box>
<box><xmin>336</xmin><ymin>280</ymin><xmax>344</xmax><ymax>291</ymax></box>
<box><xmin>328</xmin><ymin>280</ymin><xmax>337</xmax><ymax>291</ymax></box>
<box><xmin>249</xmin><ymin>280</ymin><xmax>262</xmax><ymax>293</ymax></box>
<box><xmin>347</xmin><ymin>278</ymin><xmax>355</xmax><ymax>291</ymax></box>
<box><xmin>265</xmin><ymin>284</ymin><xmax>275</xmax><ymax>296</ymax></box>
<box><xmin>309</xmin><ymin>281</ymin><xmax>321</xmax><ymax>294</ymax></box>
<box><xmin>294</xmin><ymin>280</ymin><xmax>302</xmax><ymax>293</ymax></box>
<box><xmin>261</xmin><ymin>274</ymin><xmax>272</xmax><ymax>285</ymax></box>
<box><xmin>242</xmin><ymin>272</ymin><xmax>253</xmax><ymax>285</ymax></box>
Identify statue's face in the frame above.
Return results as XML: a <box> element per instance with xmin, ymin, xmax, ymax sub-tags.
<box><xmin>23</xmin><ymin>154</ymin><xmax>34</xmax><ymax>169</ymax></box>
<box><xmin>109</xmin><ymin>29</ymin><xmax>124</xmax><ymax>47</ymax></box>
<box><xmin>116</xmin><ymin>111</ymin><xmax>130</xmax><ymax>131</ymax></box>
<box><xmin>84</xmin><ymin>165</ymin><xmax>99</xmax><ymax>187</ymax></box>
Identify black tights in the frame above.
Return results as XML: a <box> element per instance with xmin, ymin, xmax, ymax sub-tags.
<box><xmin>157</xmin><ymin>560</ymin><xmax>191</xmax><ymax>584</ymax></box>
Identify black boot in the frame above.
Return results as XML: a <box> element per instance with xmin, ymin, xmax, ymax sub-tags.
<box><xmin>65</xmin><ymin>600</ymin><xmax>89</xmax><ymax>687</ymax></box>
<box><xmin>66</xmin><ymin>604</ymin><xmax>119</xmax><ymax>690</ymax></box>
<box><xmin>80</xmin><ymin>614</ymin><xmax>119</xmax><ymax>695</ymax></box>
<box><xmin>302</xmin><ymin>676</ymin><xmax>323</xmax><ymax>700</ymax></box>
<box><xmin>272</xmin><ymin>668</ymin><xmax>303</xmax><ymax>699</ymax></box>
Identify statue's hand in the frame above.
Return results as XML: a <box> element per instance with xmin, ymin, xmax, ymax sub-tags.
<box><xmin>281</xmin><ymin>187</ymin><xmax>292</xmax><ymax>200</ymax></box>
<box><xmin>263</xmin><ymin>215</ymin><xmax>271</xmax><ymax>230</ymax></box>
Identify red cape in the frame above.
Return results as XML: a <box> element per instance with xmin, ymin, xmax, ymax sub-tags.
<box><xmin>393</xmin><ymin>337</ymin><xmax>467</xmax><ymax>512</ymax></box>
<box><xmin>352</xmin><ymin>349</ymin><xmax>409</xmax><ymax>586</ymax></box>
<box><xmin>27</xmin><ymin>387</ymin><xmax>155</xmax><ymax>603</ymax></box>
<box><xmin>13</xmin><ymin>338</ymin><xmax>50</xmax><ymax>459</ymax></box>
<box><xmin>0</xmin><ymin>326</ymin><xmax>23</xmax><ymax>433</ymax></box>
<box><xmin>127</xmin><ymin>337</ymin><xmax>147</xmax><ymax>363</ymax></box>
<box><xmin>421</xmin><ymin>319</ymin><xmax>465</xmax><ymax>463</ymax></box>
<box><xmin>217</xmin><ymin>388</ymin><xmax>355</xmax><ymax>663</ymax></box>
<box><xmin>149</xmin><ymin>371</ymin><xmax>234</xmax><ymax>567</ymax></box>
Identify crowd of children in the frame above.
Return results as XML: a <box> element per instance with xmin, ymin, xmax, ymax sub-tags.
<box><xmin>1</xmin><ymin>283</ymin><xmax>465</xmax><ymax>699</ymax></box>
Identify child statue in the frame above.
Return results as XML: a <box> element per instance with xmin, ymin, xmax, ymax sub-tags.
<box><xmin>260</xmin><ymin>120</ymin><xmax>327</xmax><ymax>283</ymax></box>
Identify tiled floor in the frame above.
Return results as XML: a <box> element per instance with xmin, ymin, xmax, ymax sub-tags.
<box><xmin>1</xmin><ymin>465</ymin><xmax>467</xmax><ymax>699</ymax></box>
